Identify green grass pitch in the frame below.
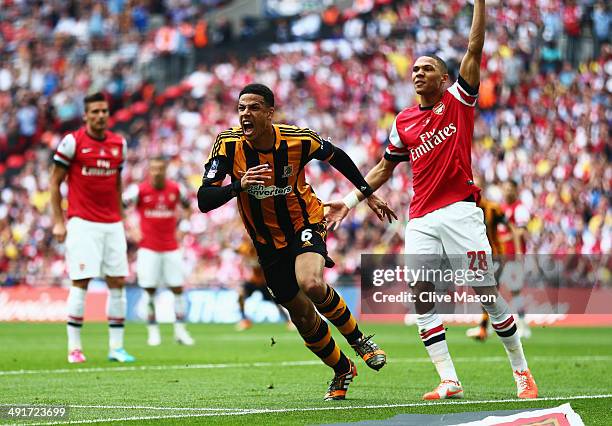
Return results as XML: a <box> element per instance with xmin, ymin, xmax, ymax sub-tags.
<box><xmin>1</xmin><ymin>323</ymin><xmax>611</xmax><ymax>425</ymax></box>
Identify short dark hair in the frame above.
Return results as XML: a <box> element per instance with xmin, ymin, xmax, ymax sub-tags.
<box><xmin>424</xmin><ymin>54</ymin><xmax>448</xmax><ymax>74</ymax></box>
<box><xmin>84</xmin><ymin>92</ymin><xmax>107</xmax><ymax>110</ymax></box>
<box><xmin>239</xmin><ymin>83</ymin><xmax>275</xmax><ymax>107</ymax></box>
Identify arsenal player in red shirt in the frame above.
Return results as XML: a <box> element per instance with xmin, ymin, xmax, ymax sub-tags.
<box><xmin>326</xmin><ymin>0</ymin><xmax>537</xmax><ymax>400</ymax></box>
<box><xmin>498</xmin><ymin>180</ymin><xmax>532</xmax><ymax>338</ymax></box>
<box><xmin>124</xmin><ymin>157</ymin><xmax>194</xmax><ymax>346</ymax></box>
<box><xmin>50</xmin><ymin>92</ymin><xmax>135</xmax><ymax>364</ymax></box>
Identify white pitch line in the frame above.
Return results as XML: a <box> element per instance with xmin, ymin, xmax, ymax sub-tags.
<box><xmin>7</xmin><ymin>393</ymin><xmax>612</xmax><ymax>426</ymax></box>
<box><xmin>67</xmin><ymin>405</ymin><xmax>251</xmax><ymax>411</ymax></box>
<box><xmin>1</xmin><ymin>355</ymin><xmax>610</xmax><ymax>377</ymax></box>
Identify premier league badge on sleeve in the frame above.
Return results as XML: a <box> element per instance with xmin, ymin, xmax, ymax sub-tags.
<box><xmin>207</xmin><ymin>159</ymin><xmax>219</xmax><ymax>179</ymax></box>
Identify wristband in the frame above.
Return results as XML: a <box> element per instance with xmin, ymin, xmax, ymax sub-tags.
<box><xmin>342</xmin><ymin>192</ymin><xmax>361</xmax><ymax>209</ymax></box>
<box><xmin>231</xmin><ymin>180</ymin><xmax>243</xmax><ymax>195</ymax></box>
<box><xmin>359</xmin><ymin>184</ymin><xmax>374</xmax><ymax>198</ymax></box>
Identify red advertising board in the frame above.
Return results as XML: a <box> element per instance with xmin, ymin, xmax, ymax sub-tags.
<box><xmin>0</xmin><ymin>287</ymin><xmax>107</xmax><ymax>322</ymax></box>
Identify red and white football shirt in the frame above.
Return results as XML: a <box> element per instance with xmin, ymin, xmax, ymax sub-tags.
<box><xmin>53</xmin><ymin>127</ymin><xmax>127</xmax><ymax>223</ymax></box>
<box><xmin>499</xmin><ymin>200</ymin><xmax>530</xmax><ymax>255</ymax></box>
<box><xmin>125</xmin><ymin>180</ymin><xmax>190</xmax><ymax>252</ymax></box>
<box><xmin>385</xmin><ymin>76</ymin><xmax>481</xmax><ymax>219</ymax></box>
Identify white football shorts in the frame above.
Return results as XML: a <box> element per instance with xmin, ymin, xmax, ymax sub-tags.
<box><xmin>404</xmin><ymin>200</ymin><xmax>496</xmax><ymax>287</ymax></box>
<box><xmin>65</xmin><ymin>217</ymin><xmax>128</xmax><ymax>281</ymax></box>
<box><xmin>136</xmin><ymin>248</ymin><xmax>184</xmax><ymax>288</ymax></box>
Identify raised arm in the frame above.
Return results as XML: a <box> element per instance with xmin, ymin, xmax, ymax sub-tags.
<box><xmin>459</xmin><ymin>0</ymin><xmax>485</xmax><ymax>89</ymax></box>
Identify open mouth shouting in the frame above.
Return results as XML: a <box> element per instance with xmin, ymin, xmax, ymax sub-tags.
<box><xmin>242</xmin><ymin>119</ymin><xmax>255</xmax><ymax>136</ymax></box>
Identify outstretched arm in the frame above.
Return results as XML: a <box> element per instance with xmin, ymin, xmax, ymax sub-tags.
<box><xmin>355</xmin><ymin>157</ymin><xmax>399</xmax><ymax>200</ymax></box>
<box><xmin>459</xmin><ymin>0</ymin><xmax>485</xmax><ymax>89</ymax></box>
<box><xmin>325</xmin><ymin>145</ymin><xmax>374</xmax><ymax>198</ymax></box>
<box><xmin>325</xmin><ymin>157</ymin><xmax>399</xmax><ymax>230</ymax></box>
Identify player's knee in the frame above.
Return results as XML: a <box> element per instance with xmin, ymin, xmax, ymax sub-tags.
<box><xmin>298</xmin><ymin>275</ymin><xmax>326</xmax><ymax>300</ymax></box>
<box><xmin>106</xmin><ymin>276</ymin><xmax>125</xmax><ymax>288</ymax></box>
<box><xmin>289</xmin><ymin>313</ymin><xmax>311</xmax><ymax>330</ymax></box>
<box><xmin>288</xmin><ymin>306</ymin><xmax>319</xmax><ymax>331</ymax></box>
<box><xmin>72</xmin><ymin>279</ymin><xmax>89</xmax><ymax>290</ymax></box>
<box><xmin>474</xmin><ymin>285</ymin><xmax>499</xmax><ymax>306</ymax></box>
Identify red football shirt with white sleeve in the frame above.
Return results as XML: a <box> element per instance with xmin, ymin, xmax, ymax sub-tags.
<box><xmin>53</xmin><ymin>127</ymin><xmax>127</xmax><ymax>223</ymax></box>
<box><xmin>499</xmin><ymin>200</ymin><xmax>530</xmax><ymax>255</ymax></box>
<box><xmin>385</xmin><ymin>76</ymin><xmax>481</xmax><ymax>219</ymax></box>
<box><xmin>124</xmin><ymin>180</ymin><xmax>190</xmax><ymax>252</ymax></box>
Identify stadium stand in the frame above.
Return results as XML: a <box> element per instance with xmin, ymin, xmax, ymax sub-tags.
<box><xmin>0</xmin><ymin>0</ymin><xmax>609</xmax><ymax>288</ymax></box>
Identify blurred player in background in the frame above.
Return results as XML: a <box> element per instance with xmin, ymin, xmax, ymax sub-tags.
<box><xmin>466</xmin><ymin>175</ymin><xmax>507</xmax><ymax>341</ymax></box>
<box><xmin>235</xmin><ymin>238</ymin><xmax>292</xmax><ymax>331</ymax></box>
<box><xmin>124</xmin><ymin>156</ymin><xmax>194</xmax><ymax>346</ymax></box>
<box><xmin>50</xmin><ymin>92</ymin><xmax>135</xmax><ymax>364</ymax></box>
<box><xmin>198</xmin><ymin>83</ymin><xmax>395</xmax><ymax>401</ymax></box>
<box><xmin>327</xmin><ymin>0</ymin><xmax>538</xmax><ymax>400</ymax></box>
<box><xmin>498</xmin><ymin>180</ymin><xmax>531</xmax><ymax>338</ymax></box>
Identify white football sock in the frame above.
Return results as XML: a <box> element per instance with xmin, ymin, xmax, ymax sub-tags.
<box><xmin>67</xmin><ymin>286</ymin><xmax>86</xmax><ymax>351</ymax></box>
<box><xmin>107</xmin><ymin>288</ymin><xmax>126</xmax><ymax>350</ymax></box>
<box><xmin>483</xmin><ymin>297</ymin><xmax>528</xmax><ymax>371</ymax></box>
<box><xmin>143</xmin><ymin>291</ymin><xmax>156</xmax><ymax>324</ymax></box>
<box><xmin>173</xmin><ymin>291</ymin><xmax>186</xmax><ymax>323</ymax></box>
<box><xmin>417</xmin><ymin>309</ymin><xmax>458</xmax><ymax>382</ymax></box>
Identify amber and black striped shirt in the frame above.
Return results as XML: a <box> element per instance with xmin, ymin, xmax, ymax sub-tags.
<box><xmin>479</xmin><ymin>197</ymin><xmax>507</xmax><ymax>256</ymax></box>
<box><xmin>202</xmin><ymin>124</ymin><xmax>334</xmax><ymax>249</ymax></box>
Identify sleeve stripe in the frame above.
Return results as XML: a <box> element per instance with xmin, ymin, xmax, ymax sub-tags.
<box><xmin>211</xmin><ymin>129</ymin><xmax>241</xmax><ymax>159</ymax></box>
<box><xmin>457</xmin><ymin>75</ymin><xmax>479</xmax><ymax>96</ymax></box>
<box><xmin>388</xmin><ymin>118</ymin><xmax>404</xmax><ymax>148</ymax></box>
<box><xmin>53</xmin><ymin>152</ymin><xmax>71</xmax><ymax>165</ymax></box>
<box><xmin>279</xmin><ymin>128</ymin><xmax>322</xmax><ymax>144</ymax></box>
<box><xmin>448</xmin><ymin>83</ymin><xmax>477</xmax><ymax>107</ymax></box>
<box><xmin>383</xmin><ymin>151</ymin><xmax>410</xmax><ymax>162</ymax></box>
<box><xmin>456</xmin><ymin>82</ymin><xmax>478</xmax><ymax>103</ymax></box>
<box><xmin>211</xmin><ymin>134</ymin><xmax>223</xmax><ymax>158</ymax></box>
<box><xmin>385</xmin><ymin>147</ymin><xmax>410</xmax><ymax>156</ymax></box>
<box><xmin>54</xmin><ymin>133</ymin><xmax>76</xmax><ymax>163</ymax></box>
<box><xmin>53</xmin><ymin>159</ymin><xmax>69</xmax><ymax>168</ymax></box>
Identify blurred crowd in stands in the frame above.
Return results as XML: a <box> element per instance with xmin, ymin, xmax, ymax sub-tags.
<box><xmin>0</xmin><ymin>0</ymin><xmax>610</xmax><ymax>288</ymax></box>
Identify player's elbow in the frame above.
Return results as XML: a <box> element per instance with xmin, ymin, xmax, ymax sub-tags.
<box><xmin>197</xmin><ymin>186</ymin><xmax>213</xmax><ymax>213</ymax></box>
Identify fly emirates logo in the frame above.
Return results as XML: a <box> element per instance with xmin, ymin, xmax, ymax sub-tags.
<box><xmin>144</xmin><ymin>208</ymin><xmax>174</xmax><ymax>218</ymax></box>
<box><xmin>410</xmin><ymin>123</ymin><xmax>457</xmax><ymax>162</ymax></box>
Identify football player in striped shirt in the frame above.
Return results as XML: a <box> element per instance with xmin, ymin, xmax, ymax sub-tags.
<box><xmin>198</xmin><ymin>83</ymin><xmax>396</xmax><ymax>401</ymax></box>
